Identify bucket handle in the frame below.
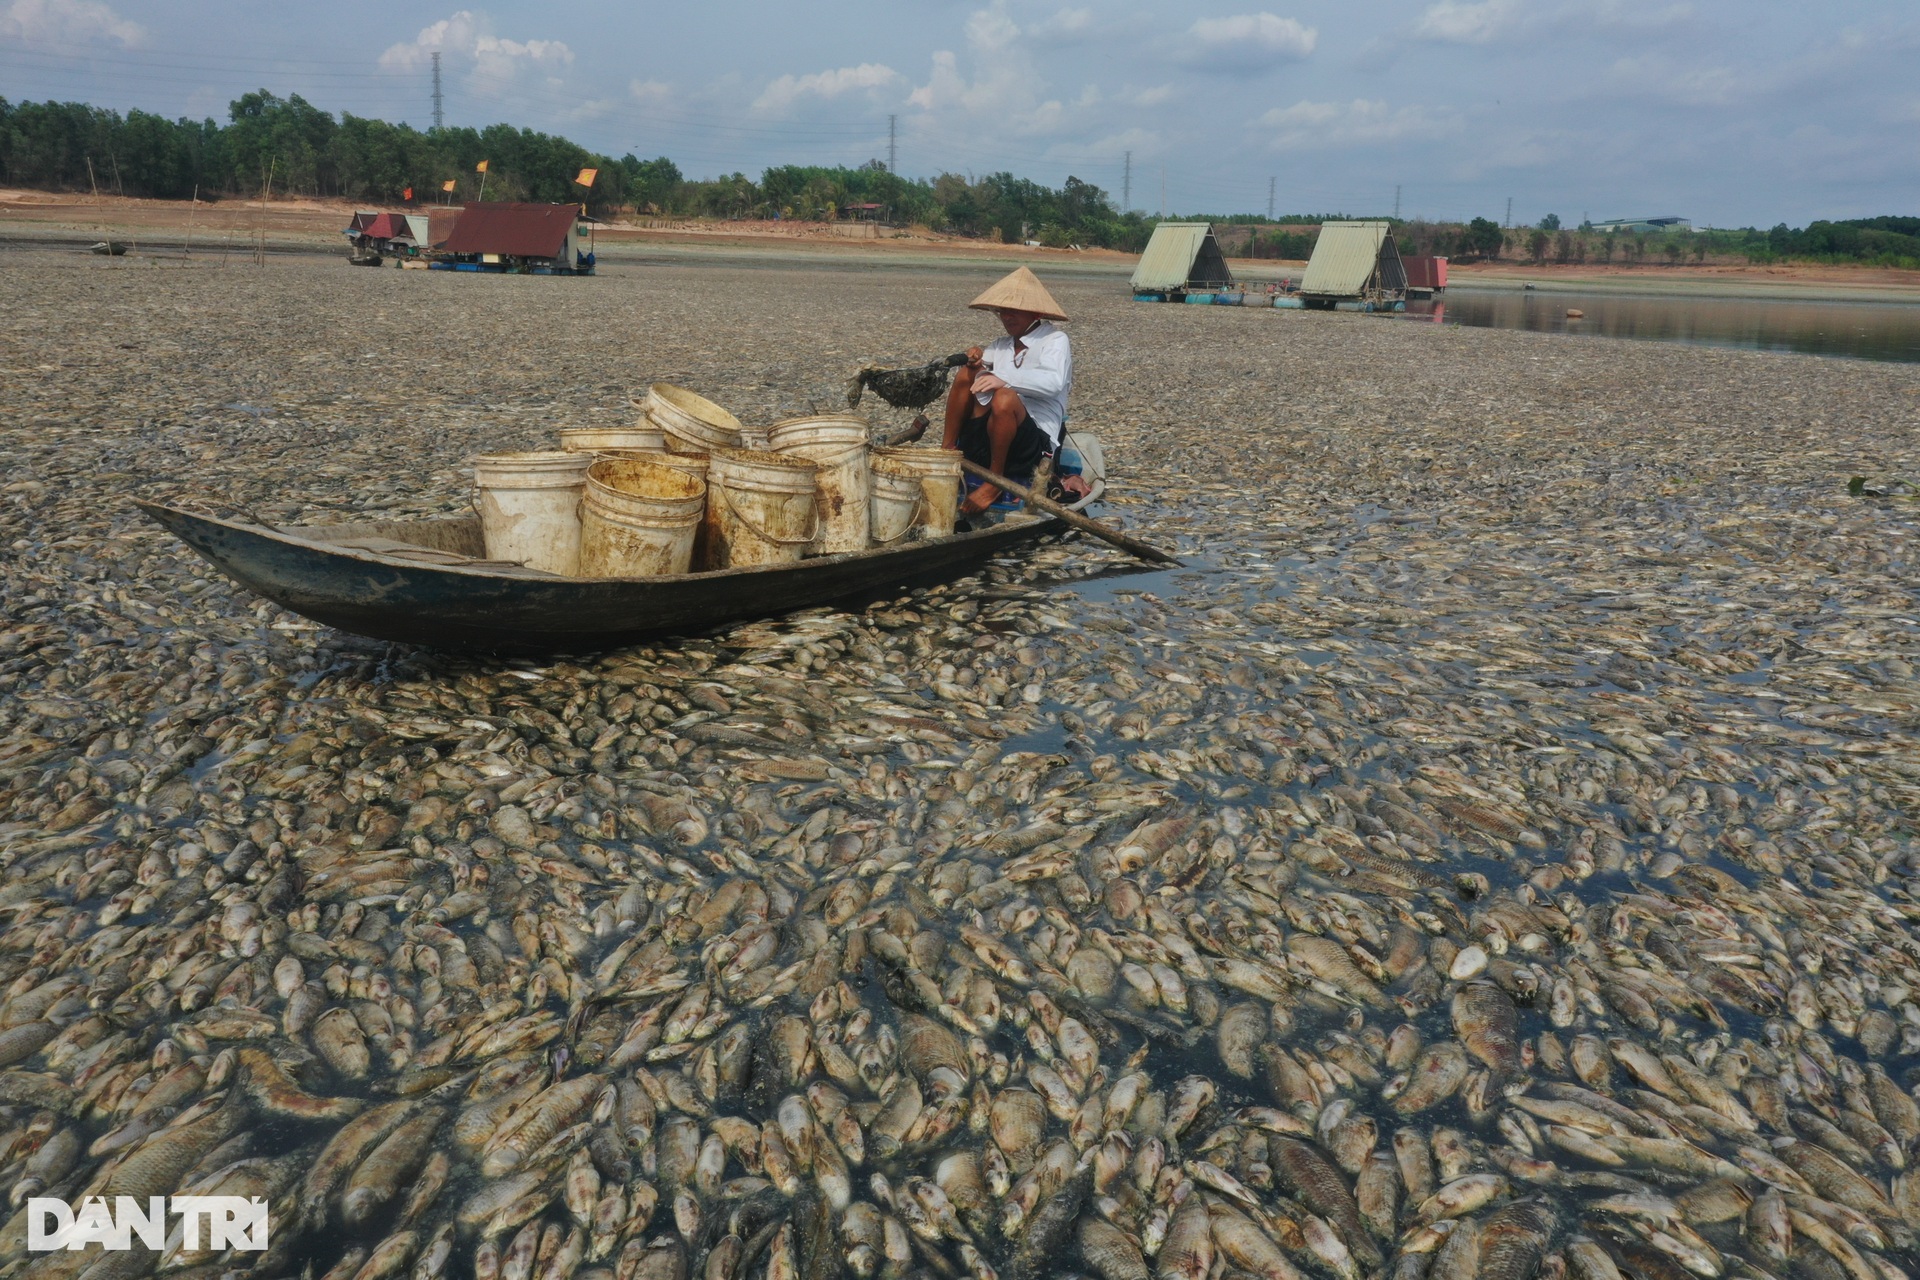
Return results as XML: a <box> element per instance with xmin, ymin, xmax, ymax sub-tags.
<box><xmin>715</xmin><ymin>481</ymin><xmax>819</xmax><ymax>546</ymax></box>
<box><xmin>869</xmin><ymin>489</ymin><xmax>925</xmax><ymax>544</ymax></box>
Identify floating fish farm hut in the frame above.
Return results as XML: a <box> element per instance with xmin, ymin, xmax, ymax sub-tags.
<box><xmin>1403</xmin><ymin>255</ymin><xmax>1448</xmax><ymax>299</ymax></box>
<box><xmin>1130</xmin><ymin>223</ymin><xmax>1242</xmax><ymax>305</ymax></box>
<box><xmin>1295</xmin><ymin>220</ymin><xmax>1406</xmax><ymax>311</ymax></box>
<box><xmin>431</xmin><ymin>202</ymin><xmax>597</xmax><ymax>275</ymax></box>
<box><xmin>343</xmin><ymin>211</ymin><xmax>430</xmax><ymax>266</ymax></box>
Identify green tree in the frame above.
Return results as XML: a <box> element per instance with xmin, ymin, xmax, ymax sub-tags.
<box><xmin>1537</xmin><ymin>212</ymin><xmax>1560</xmax><ymax>231</ymax></box>
<box><xmin>1466</xmin><ymin>216</ymin><xmax>1503</xmax><ymax>259</ymax></box>
<box><xmin>225</xmin><ymin>90</ymin><xmax>336</xmax><ymax>194</ymax></box>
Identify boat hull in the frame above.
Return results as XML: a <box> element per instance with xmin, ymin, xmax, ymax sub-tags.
<box><xmin>135</xmin><ymin>502</ymin><xmax>1064</xmax><ymax>654</ymax></box>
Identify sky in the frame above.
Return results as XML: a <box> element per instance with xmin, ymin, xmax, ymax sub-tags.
<box><xmin>2</xmin><ymin>0</ymin><xmax>1916</xmax><ymax>227</ymax></box>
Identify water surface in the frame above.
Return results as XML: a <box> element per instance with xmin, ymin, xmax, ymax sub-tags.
<box><xmin>1408</xmin><ymin>287</ymin><xmax>1920</xmax><ymax>362</ymax></box>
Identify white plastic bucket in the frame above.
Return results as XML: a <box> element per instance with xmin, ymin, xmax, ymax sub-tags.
<box><xmin>706</xmin><ymin>447</ymin><xmax>819</xmax><ymax>569</ymax></box>
<box><xmin>873</xmin><ymin>445</ymin><xmax>963</xmax><ymax>539</ymax></box>
<box><xmin>869</xmin><ymin>458</ymin><xmax>924</xmax><ymax>545</ymax></box>
<box><xmin>599</xmin><ymin>450</ymin><xmax>716</xmax><ymax>569</ymax></box>
<box><xmin>473</xmin><ymin>450</ymin><xmax>592</xmax><ymax>575</ymax></box>
<box><xmin>578</xmin><ymin>457</ymin><xmax>706</xmax><ymax>578</ymax></box>
<box><xmin>646</xmin><ymin>384</ymin><xmax>745</xmax><ymax>455</ymax></box>
<box><xmin>768</xmin><ymin>415</ymin><xmax>870</xmax><ymax>555</ymax></box>
<box><xmin>558</xmin><ymin>424</ymin><xmax>667</xmax><ymax>454</ymax></box>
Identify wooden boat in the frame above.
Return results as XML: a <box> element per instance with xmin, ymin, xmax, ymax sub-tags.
<box><xmin>89</xmin><ymin>241</ymin><xmax>127</xmax><ymax>256</ymax></box>
<box><xmin>135</xmin><ymin>435</ymin><xmax>1108</xmax><ymax>655</ymax></box>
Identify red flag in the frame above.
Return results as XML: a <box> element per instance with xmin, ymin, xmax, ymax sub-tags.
<box><xmin>403</xmin><ymin>186</ymin><xmax>413</xmax><ymax>201</ymax></box>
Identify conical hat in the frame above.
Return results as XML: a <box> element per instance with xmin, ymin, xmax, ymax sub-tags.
<box><xmin>968</xmin><ymin>266</ymin><xmax>1068</xmax><ymax>321</ymax></box>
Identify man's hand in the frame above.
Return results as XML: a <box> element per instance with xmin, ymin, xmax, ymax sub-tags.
<box><xmin>965</xmin><ymin>346</ymin><xmax>985</xmax><ymax>370</ymax></box>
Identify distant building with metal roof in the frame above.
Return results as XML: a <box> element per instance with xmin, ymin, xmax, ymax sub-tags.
<box><xmin>433</xmin><ymin>202</ymin><xmax>596</xmax><ymax>274</ymax></box>
<box><xmin>1130</xmin><ymin>222</ymin><xmax>1235</xmax><ymax>295</ymax></box>
<box><xmin>343</xmin><ymin>210</ymin><xmax>430</xmax><ymax>265</ymax></box>
<box><xmin>1590</xmin><ymin>216</ymin><xmax>1691</xmax><ymax>234</ymax></box>
<box><xmin>1299</xmin><ymin>221</ymin><xmax>1406</xmax><ymax>307</ymax></box>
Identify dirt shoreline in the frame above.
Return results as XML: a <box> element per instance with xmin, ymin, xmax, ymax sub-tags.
<box><xmin>6</xmin><ymin>186</ymin><xmax>1918</xmax><ymax>301</ymax></box>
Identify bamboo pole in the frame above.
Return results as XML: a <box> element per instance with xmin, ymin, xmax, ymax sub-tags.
<box><xmin>959</xmin><ymin>460</ymin><xmax>1180</xmax><ymax>565</ymax></box>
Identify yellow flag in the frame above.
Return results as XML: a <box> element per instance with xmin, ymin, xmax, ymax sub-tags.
<box><xmin>574</xmin><ymin>167</ymin><xmax>598</xmax><ymax>188</ymax></box>
<box><xmin>441</xmin><ymin>179</ymin><xmax>456</xmax><ymax>193</ymax></box>
<box><xmin>475</xmin><ymin>159</ymin><xmax>489</xmax><ymax>174</ymax></box>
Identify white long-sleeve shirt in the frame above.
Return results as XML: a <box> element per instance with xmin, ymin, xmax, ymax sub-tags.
<box><xmin>977</xmin><ymin>321</ymin><xmax>1072</xmax><ymax>444</ymax></box>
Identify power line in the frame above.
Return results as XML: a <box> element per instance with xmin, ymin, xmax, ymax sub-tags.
<box><xmin>1122</xmin><ymin>151</ymin><xmax>1131</xmax><ymax>213</ymax></box>
<box><xmin>1393</xmin><ymin>184</ymin><xmax>1401</xmax><ymax>220</ymax></box>
<box><xmin>1268</xmin><ymin>177</ymin><xmax>1275</xmax><ymax>220</ymax></box>
<box><xmin>888</xmin><ymin>114</ymin><xmax>896</xmax><ymax>173</ymax></box>
<box><xmin>1504</xmin><ymin>196</ymin><xmax>1512</xmax><ymax>228</ymax></box>
<box><xmin>430</xmin><ymin>51</ymin><xmax>442</xmax><ymax>131</ymax></box>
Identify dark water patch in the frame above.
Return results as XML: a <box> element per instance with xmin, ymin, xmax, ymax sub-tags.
<box><xmin>1411</xmin><ymin>288</ymin><xmax>1920</xmax><ymax>363</ymax></box>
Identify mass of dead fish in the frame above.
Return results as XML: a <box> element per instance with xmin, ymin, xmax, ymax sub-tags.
<box><xmin>3</xmin><ymin>251</ymin><xmax>1920</xmax><ymax>1280</ymax></box>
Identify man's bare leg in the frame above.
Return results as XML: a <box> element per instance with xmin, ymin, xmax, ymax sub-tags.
<box><xmin>942</xmin><ymin>366</ymin><xmax>975</xmax><ymax>450</ymax></box>
<box><xmin>960</xmin><ymin>387</ymin><xmax>1028</xmax><ymax>517</ymax></box>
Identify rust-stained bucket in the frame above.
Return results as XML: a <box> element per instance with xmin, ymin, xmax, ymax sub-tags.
<box><xmin>869</xmin><ymin>457</ymin><xmax>924</xmax><ymax>546</ymax></box>
<box><xmin>579</xmin><ymin>457</ymin><xmax>705</xmax><ymax>578</ymax></box>
<box><xmin>706</xmin><ymin>447</ymin><xmax>819</xmax><ymax>569</ymax></box>
<box><xmin>646</xmin><ymin>384</ymin><xmax>745</xmax><ymax>455</ymax></box>
<box><xmin>872</xmin><ymin>444</ymin><xmax>962</xmax><ymax>539</ymax></box>
<box><xmin>473</xmin><ymin>450</ymin><xmax>592</xmax><ymax>575</ymax></box>
<box><xmin>768</xmin><ymin>415</ymin><xmax>870</xmax><ymax>555</ymax></box>
<box><xmin>559</xmin><ymin>424</ymin><xmax>667</xmax><ymax>454</ymax></box>
<box><xmin>598</xmin><ymin>449</ymin><xmax>717</xmax><ymax>569</ymax></box>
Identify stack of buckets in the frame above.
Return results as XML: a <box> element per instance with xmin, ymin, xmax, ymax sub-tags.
<box><xmin>470</xmin><ymin>384</ymin><xmax>963</xmax><ymax>578</ymax></box>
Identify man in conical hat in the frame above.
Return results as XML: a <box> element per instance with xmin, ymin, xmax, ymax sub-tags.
<box><xmin>943</xmin><ymin>266</ymin><xmax>1073</xmax><ymax>520</ymax></box>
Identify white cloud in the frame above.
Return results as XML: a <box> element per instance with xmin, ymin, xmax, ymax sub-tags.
<box><xmin>1257</xmin><ymin>99</ymin><xmax>1459</xmax><ymax>150</ymax></box>
<box><xmin>380</xmin><ymin>11</ymin><xmax>477</xmax><ymax>71</ymax></box>
<box><xmin>380</xmin><ymin>11</ymin><xmax>573</xmax><ymax>99</ymax></box>
<box><xmin>1413</xmin><ymin>0</ymin><xmax>1525</xmax><ymax>44</ymax></box>
<box><xmin>1031</xmin><ymin>8</ymin><xmax>1093</xmax><ymax>40</ymax></box>
<box><xmin>1185</xmin><ymin>13</ymin><xmax>1317</xmax><ymax>71</ymax></box>
<box><xmin>629</xmin><ymin>79</ymin><xmax>672</xmax><ymax>103</ymax></box>
<box><xmin>754</xmin><ymin>64</ymin><xmax>901</xmax><ymax>113</ymax></box>
<box><xmin>966</xmin><ymin>2</ymin><xmax>1021</xmax><ymax>54</ymax></box>
<box><xmin>909</xmin><ymin>3</ymin><xmax>1043</xmax><ymax>119</ymax></box>
<box><xmin>0</xmin><ymin>0</ymin><xmax>141</xmax><ymax>47</ymax></box>
<box><xmin>1582</xmin><ymin>0</ymin><xmax>1695</xmax><ymax>32</ymax></box>
<box><xmin>1606</xmin><ymin>54</ymin><xmax>1743</xmax><ymax>106</ymax></box>
<box><xmin>1132</xmin><ymin>84</ymin><xmax>1176</xmax><ymax>107</ymax></box>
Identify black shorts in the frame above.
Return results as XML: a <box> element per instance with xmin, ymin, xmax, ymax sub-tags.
<box><xmin>955</xmin><ymin>409</ymin><xmax>1052</xmax><ymax>487</ymax></box>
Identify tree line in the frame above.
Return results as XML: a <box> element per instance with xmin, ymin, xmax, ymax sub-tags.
<box><xmin>2</xmin><ymin>91</ymin><xmax>1913</xmax><ymax>266</ymax></box>
<box><xmin>0</xmin><ymin>91</ymin><xmax>1156</xmax><ymax>249</ymax></box>
<box><xmin>1394</xmin><ymin>214</ymin><xmax>1920</xmax><ymax>270</ymax></box>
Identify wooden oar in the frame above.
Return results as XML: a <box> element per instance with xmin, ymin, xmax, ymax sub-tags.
<box><xmin>960</xmin><ymin>459</ymin><xmax>1181</xmax><ymax>565</ymax></box>
<box><xmin>885</xmin><ymin>413</ymin><xmax>1180</xmax><ymax>565</ymax></box>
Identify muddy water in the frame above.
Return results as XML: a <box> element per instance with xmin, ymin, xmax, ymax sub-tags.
<box><xmin>1408</xmin><ymin>288</ymin><xmax>1920</xmax><ymax>362</ymax></box>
